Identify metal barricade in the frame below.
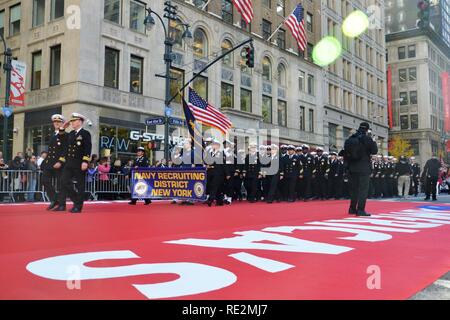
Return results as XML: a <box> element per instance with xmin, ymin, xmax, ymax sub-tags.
<box><xmin>0</xmin><ymin>170</ymin><xmax>46</xmax><ymax>203</ymax></box>
<box><xmin>0</xmin><ymin>170</ymin><xmax>131</xmax><ymax>203</ymax></box>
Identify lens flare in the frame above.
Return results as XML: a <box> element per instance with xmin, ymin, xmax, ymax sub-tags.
<box><xmin>312</xmin><ymin>36</ymin><xmax>342</xmax><ymax>67</ymax></box>
<box><xmin>342</xmin><ymin>10</ymin><xmax>370</xmax><ymax>38</ymax></box>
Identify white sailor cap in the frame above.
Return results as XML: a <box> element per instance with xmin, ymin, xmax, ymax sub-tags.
<box><xmin>410</xmin><ymin>157</ymin><xmax>415</xmax><ymax>160</ymax></box>
<box><xmin>280</xmin><ymin>144</ymin><xmax>288</xmax><ymax>149</ymax></box>
<box><xmin>271</xmin><ymin>144</ymin><xmax>279</xmax><ymax>149</ymax></box>
<box><xmin>287</xmin><ymin>145</ymin><xmax>296</xmax><ymax>150</ymax></box>
<box><xmin>137</xmin><ymin>147</ymin><xmax>145</xmax><ymax>152</ymax></box>
<box><xmin>295</xmin><ymin>146</ymin><xmax>303</xmax><ymax>151</ymax></box>
<box><xmin>205</xmin><ymin>137</ymin><xmax>213</xmax><ymax>142</ymax></box>
<box><xmin>249</xmin><ymin>143</ymin><xmax>257</xmax><ymax>148</ymax></box>
<box><xmin>211</xmin><ymin>138</ymin><xmax>221</xmax><ymax>145</ymax></box>
<box><xmin>51</xmin><ymin>114</ymin><xmax>65</xmax><ymax>122</ymax></box>
<box><xmin>316</xmin><ymin>147</ymin><xmax>324</xmax><ymax>152</ymax></box>
<box><xmin>69</xmin><ymin>113</ymin><xmax>86</xmax><ymax>122</ymax></box>
<box><xmin>302</xmin><ymin>144</ymin><xmax>310</xmax><ymax>150</ymax></box>
<box><xmin>388</xmin><ymin>156</ymin><xmax>394</xmax><ymax>160</ymax></box>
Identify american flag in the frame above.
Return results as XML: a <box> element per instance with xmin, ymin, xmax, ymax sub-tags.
<box><xmin>285</xmin><ymin>3</ymin><xmax>307</xmax><ymax>51</ymax></box>
<box><xmin>187</xmin><ymin>88</ymin><xmax>233</xmax><ymax>134</ymax></box>
<box><xmin>232</xmin><ymin>0</ymin><xmax>254</xmax><ymax>24</ymax></box>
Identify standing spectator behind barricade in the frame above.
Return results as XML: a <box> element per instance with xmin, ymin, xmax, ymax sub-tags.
<box><xmin>109</xmin><ymin>159</ymin><xmax>124</xmax><ymax>200</ymax></box>
<box><xmin>90</xmin><ymin>154</ymin><xmax>99</xmax><ymax>166</ymax></box>
<box><xmin>9</xmin><ymin>156</ymin><xmax>26</xmax><ymax>202</ymax></box>
<box><xmin>0</xmin><ymin>158</ymin><xmax>9</xmax><ymax>202</ymax></box>
<box><xmin>396</xmin><ymin>156</ymin><xmax>412</xmax><ymax>198</ymax></box>
<box><xmin>25</xmin><ymin>155</ymin><xmax>39</xmax><ymax>202</ymax></box>
<box><xmin>129</xmin><ymin>147</ymin><xmax>151</xmax><ymax>205</ymax></box>
<box><xmin>122</xmin><ymin>160</ymin><xmax>133</xmax><ymax>176</ymax></box>
<box><xmin>97</xmin><ymin>157</ymin><xmax>111</xmax><ymax>200</ymax></box>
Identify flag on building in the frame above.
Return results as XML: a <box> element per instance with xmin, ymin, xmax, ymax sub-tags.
<box><xmin>232</xmin><ymin>0</ymin><xmax>254</xmax><ymax>24</ymax></box>
<box><xmin>285</xmin><ymin>3</ymin><xmax>307</xmax><ymax>51</ymax></box>
<box><xmin>186</xmin><ymin>88</ymin><xmax>233</xmax><ymax>134</ymax></box>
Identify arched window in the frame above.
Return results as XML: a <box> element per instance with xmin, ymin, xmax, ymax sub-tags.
<box><xmin>262</xmin><ymin>57</ymin><xmax>272</xmax><ymax>81</ymax></box>
<box><xmin>169</xmin><ymin>19</ymin><xmax>185</xmax><ymax>49</ymax></box>
<box><xmin>221</xmin><ymin>39</ymin><xmax>233</xmax><ymax>67</ymax></box>
<box><xmin>193</xmin><ymin>28</ymin><xmax>208</xmax><ymax>59</ymax></box>
<box><xmin>277</xmin><ymin>64</ymin><xmax>286</xmax><ymax>87</ymax></box>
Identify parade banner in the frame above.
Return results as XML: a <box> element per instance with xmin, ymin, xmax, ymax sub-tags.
<box><xmin>131</xmin><ymin>167</ymin><xmax>207</xmax><ymax>201</ymax></box>
<box><xmin>9</xmin><ymin>60</ymin><xmax>26</xmax><ymax>107</ymax></box>
<box><xmin>442</xmin><ymin>72</ymin><xmax>450</xmax><ymax>132</ymax></box>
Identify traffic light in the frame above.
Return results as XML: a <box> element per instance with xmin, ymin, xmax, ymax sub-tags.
<box><xmin>245</xmin><ymin>44</ymin><xmax>255</xmax><ymax>68</ymax></box>
<box><xmin>417</xmin><ymin>0</ymin><xmax>431</xmax><ymax>29</ymax></box>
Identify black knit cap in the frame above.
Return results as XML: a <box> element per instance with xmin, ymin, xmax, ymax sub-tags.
<box><xmin>359</xmin><ymin>122</ymin><xmax>370</xmax><ymax>132</ymax></box>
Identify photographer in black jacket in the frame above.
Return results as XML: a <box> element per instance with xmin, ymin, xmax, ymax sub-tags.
<box><xmin>343</xmin><ymin>122</ymin><xmax>378</xmax><ymax>216</ymax></box>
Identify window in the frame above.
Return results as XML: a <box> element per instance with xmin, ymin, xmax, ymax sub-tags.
<box><xmin>409</xmin><ymin>139</ymin><xmax>419</xmax><ymax>155</ymax></box>
<box><xmin>299</xmin><ymin>71</ymin><xmax>305</xmax><ymax>92</ymax></box>
<box><xmin>0</xmin><ymin>11</ymin><xmax>5</xmax><ymax>38</ymax></box>
<box><xmin>399</xmin><ymin>69</ymin><xmax>407</xmax><ymax>82</ymax></box>
<box><xmin>408</xmin><ymin>45</ymin><xmax>416</xmax><ymax>58</ymax></box>
<box><xmin>307</xmin><ymin>74</ymin><xmax>315</xmax><ymax>95</ymax></box>
<box><xmin>277</xmin><ymin>100</ymin><xmax>287</xmax><ymax>126</ymax></box>
<box><xmin>193</xmin><ymin>0</ymin><xmax>207</xmax><ymax>8</ymax></box>
<box><xmin>262</xmin><ymin>96</ymin><xmax>272</xmax><ymax>123</ymax></box>
<box><xmin>262</xmin><ymin>19</ymin><xmax>272</xmax><ymax>40</ymax></box>
<box><xmin>104</xmin><ymin>47</ymin><xmax>120</xmax><ymax>89</ymax></box>
<box><xmin>221</xmin><ymin>82</ymin><xmax>233</xmax><ymax>109</ymax></box>
<box><xmin>222</xmin><ymin>0</ymin><xmax>233</xmax><ymax>24</ymax></box>
<box><xmin>306</xmin><ymin>13</ymin><xmax>313</xmax><ymax>32</ymax></box>
<box><xmin>277</xmin><ymin>0</ymin><xmax>285</xmax><ymax>16</ymax></box>
<box><xmin>33</xmin><ymin>0</ymin><xmax>45</xmax><ymax>27</ymax></box>
<box><xmin>51</xmin><ymin>0</ymin><xmax>65</xmax><ymax>20</ymax></box>
<box><xmin>50</xmin><ymin>45</ymin><xmax>61</xmax><ymax>86</ymax></box>
<box><xmin>262</xmin><ymin>0</ymin><xmax>271</xmax><ymax>8</ymax></box>
<box><xmin>410</xmin><ymin>91</ymin><xmax>417</xmax><ymax>105</ymax></box>
<box><xmin>240</xmin><ymin>88</ymin><xmax>252</xmax><ymax>112</ymax></box>
<box><xmin>130</xmin><ymin>55</ymin><xmax>143</xmax><ymax>94</ymax></box>
<box><xmin>241</xmin><ymin>19</ymin><xmax>251</xmax><ymax>32</ymax></box>
<box><xmin>329</xmin><ymin>123</ymin><xmax>337</xmax><ymax>151</ymax></box>
<box><xmin>410</xmin><ymin>114</ymin><xmax>419</xmax><ymax>129</ymax></box>
<box><xmin>307</xmin><ymin>43</ymin><xmax>313</xmax><ymax>61</ymax></box>
<box><xmin>277</xmin><ymin>29</ymin><xmax>286</xmax><ymax>49</ymax></box>
<box><xmin>169</xmin><ymin>19</ymin><xmax>184</xmax><ymax>49</ymax></box>
<box><xmin>400</xmin><ymin>115</ymin><xmax>409</xmax><ymax>130</ymax></box>
<box><xmin>400</xmin><ymin>92</ymin><xmax>408</xmax><ymax>105</ymax></box>
<box><xmin>221</xmin><ymin>39</ymin><xmax>233</xmax><ymax>67</ymax></box>
<box><xmin>343</xmin><ymin>127</ymin><xmax>352</xmax><ymax>139</ymax></box>
<box><xmin>130</xmin><ymin>0</ymin><xmax>146</xmax><ymax>33</ymax></box>
<box><xmin>408</xmin><ymin>67</ymin><xmax>417</xmax><ymax>81</ymax></box>
<box><xmin>32</xmin><ymin>51</ymin><xmax>42</xmax><ymax>91</ymax></box>
<box><xmin>299</xmin><ymin>106</ymin><xmax>305</xmax><ymax>131</ymax></box>
<box><xmin>308</xmin><ymin>109</ymin><xmax>314</xmax><ymax>132</ymax></box>
<box><xmin>262</xmin><ymin>57</ymin><xmax>272</xmax><ymax>81</ymax></box>
<box><xmin>431</xmin><ymin>141</ymin><xmax>438</xmax><ymax>156</ymax></box>
<box><xmin>398</xmin><ymin>46</ymin><xmax>406</xmax><ymax>59</ymax></box>
<box><xmin>193</xmin><ymin>28</ymin><xmax>208</xmax><ymax>59</ymax></box>
<box><xmin>277</xmin><ymin>64</ymin><xmax>286</xmax><ymax>87</ymax></box>
<box><xmin>193</xmin><ymin>74</ymin><xmax>208</xmax><ymax>100</ymax></box>
<box><xmin>170</xmin><ymin>68</ymin><xmax>184</xmax><ymax>104</ymax></box>
<box><xmin>9</xmin><ymin>4</ymin><xmax>21</xmax><ymax>36</ymax></box>
<box><xmin>104</xmin><ymin>0</ymin><xmax>121</xmax><ymax>24</ymax></box>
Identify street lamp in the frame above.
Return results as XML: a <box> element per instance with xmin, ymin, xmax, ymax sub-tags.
<box><xmin>144</xmin><ymin>1</ymin><xmax>192</xmax><ymax>163</ymax></box>
<box><xmin>0</xmin><ymin>33</ymin><xmax>12</xmax><ymax>162</ymax></box>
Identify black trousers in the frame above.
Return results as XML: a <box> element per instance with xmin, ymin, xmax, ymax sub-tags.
<box><xmin>244</xmin><ymin>176</ymin><xmax>259</xmax><ymax>201</ymax></box>
<box><xmin>316</xmin><ymin>175</ymin><xmax>328</xmax><ymax>199</ymax></box>
<box><xmin>425</xmin><ymin>176</ymin><xmax>438</xmax><ymax>199</ymax></box>
<box><xmin>411</xmin><ymin>177</ymin><xmax>419</xmax><ymax>196</ymax></box>
<box><xmin>349</xmin><ymin>173</ymin><xmax>370</xmax><ymax>212</ymax></box>
<box><xmin>208</xmin><ymin>174</ymin><xmax>224</xmax><ymax>202</ymax></box>
<box><xmin>58</xmin><ymin>167</ymin><xmax>86</xmax><ymax>209</ymax></box>
<box><xmin>299</xmin><ymin>176</ymin><xmax>312</xmax><ymax>199</ymax></box>
<box><xmin>329</xmin><ymin>176</ymin><xmax>343</xmax><ymax>199</ymax></box>
<box><xmin>286</xmin><ymin>176</ymin><xmax>297</xmax><ymax>201</ymax></box>
<box><xmin>223</xmin><ymin>175</ymin><xmax>234</xmax><ymax>198</ymax></box>
<box><xmin>265</xmin><ymin>174</ymin><xmax>279</xmax><ymax>202</ymax></box>
<box><xmin>232</xmin><ymin>176</ymin><xmax>243</xmax><ymax>200</ymax></box>
<box><xmin>42</xmin><ymin>168</ymin><xmax>62</xmax><ymax>203</ymax></box>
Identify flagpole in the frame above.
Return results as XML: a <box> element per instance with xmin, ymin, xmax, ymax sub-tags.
<box><xmin>201</xmin><ymin>0</ymin><xmax>212</xmax><ymax>11</ymax></box>
<box><xmin>267</xmin><ymin>20</ymin><xmax>286</xmax><ymax>43</ymax></box>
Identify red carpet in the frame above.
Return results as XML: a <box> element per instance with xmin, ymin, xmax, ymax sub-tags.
<box><xmin>0</xmin><ymin>200</ymin><xmax>449</xmax><ymax>300</ymax></box>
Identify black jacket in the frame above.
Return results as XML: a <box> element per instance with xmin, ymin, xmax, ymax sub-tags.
<box><xmin>423</xmin><ymin>158</ymin><xmax>440</xmax><ymax>179</ymax></box>
<box><xmin>62</xmin><ymin>128</ymin><xmax>92</xmax><ymax>169</ymax></box>
<box><xmin>41</xmin><ymin>130</ymin><xmax>67</xmax><ymax>170</ymax></box>
<box><xmin>345</xmin><ymin>130</ymin><xmax>378</xmax><ymax>175</ymax></box>
<box><xmin>396</xmin><ymin>160</ymin><xmax>411</xmax><ymax>176</ymax></box>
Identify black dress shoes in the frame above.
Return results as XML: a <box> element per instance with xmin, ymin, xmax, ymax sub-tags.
<box><xmin>348</xmin><ymin>208</ymin><xmax>358</xmax><ymax>215</ymax></box>
<box><xmin>52</xmin><ymin>206</ymin><xmax>66</xmax><ymax>212</ymax></box>
<box><xmin>356</xmin><ymin>211</ymin><xmax>371</xmax><ymax>217</ymax></box>
<box><xmin>144</xmin><ymin>200</ymin><xmax>152</xmax><ymax>205</ymax></box>
<box><xmin>70</xmin><ymin>207</ymin><xmax>82</xmax><ymax>213</ymax></box>
<box><xmin>47</xmin><ymin>201</ymin><xmax>59</xmax><ymax>211</ymax></box>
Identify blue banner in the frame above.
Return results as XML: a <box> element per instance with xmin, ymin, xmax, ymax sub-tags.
<box><xmin>131</xmin><ymin>167</ymin><xmax>207</xmax><ymax>201</ymax></box>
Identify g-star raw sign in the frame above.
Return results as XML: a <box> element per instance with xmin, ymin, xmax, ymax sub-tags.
<box><xmin>129</xmin><ymin>131</ymin><xmax>186</xmax><ymax>144</ymax></box>
<box><xmin>25</xmin><ymin>206</ymin><xmax>450</xmax><ymax>299</ymax></box>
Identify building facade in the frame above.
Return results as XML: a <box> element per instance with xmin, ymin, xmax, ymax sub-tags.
<box><xmin>386</xmin><ymin>28</ymin><xmax>450</xmax><ymax>165</ymax></box>
<box><xmin>321</xmin><ymin>0</ymin><xmax>389</xmax><ymax>154</ymax></box>
<box><xmin>0</xmin><ymin>0</ymin><xmax>388</xmax><ymax>162</ymax></box>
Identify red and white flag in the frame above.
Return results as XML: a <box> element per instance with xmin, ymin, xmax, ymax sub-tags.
<box><xmin>285</xmin><ymin>3</ymin><xmax>307</xmax><ymax>51</ymax></box>
<box><xmin>233</xmin><ymin>0</ymin><xmax>254</xmax><ymax>24</ymax></box>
